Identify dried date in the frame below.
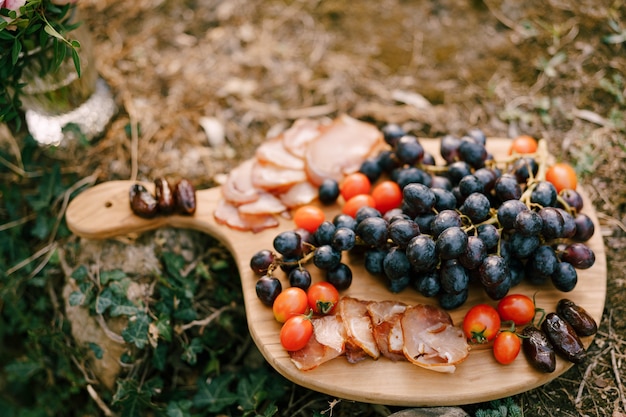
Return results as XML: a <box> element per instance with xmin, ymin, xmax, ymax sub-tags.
<box><xmin>129</xmin><ymin>184</ymin><xmax>158</xmax><ymax>218</ymax></box>
<box><xmin>556</xmin><ymin>299</ymin><xmax>597</xmax><ymax>337</ymax></box>
<box><xmin>541</xmin><ymin>312</ymin><xmax>586</xmax><ymax>364</ymax></box>
<box><xmin>154</xmin><ymin>177</ymin><xmax>175</xmax><ymax>214</ymax></box>
<box><xmin>521</xmin><ymin>325</ymin><xmax>556</xmax><ymax>373</ymax></box>
<box><xmin>174</xmin><ymin>178</ymin><xmax>197</xmax><ymax>215</ymax></box>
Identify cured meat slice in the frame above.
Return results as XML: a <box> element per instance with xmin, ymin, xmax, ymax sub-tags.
<box><xmin>278</xmin><ymin>181</ymin><xmax>319</xmax><ymax>208</ymax></box>
<box><xmin>221</xmin><ymin>159</ymin><xmax>260</xmax><ymax>205</ymax></box>
<box><xmin>304</xmin><ymin>115</ymin><xmax>385</xmax><ymax>186</ymax></box>
<box><xmin>401</xmin><ymin>304</ymin><xmax>470</xmax><ymax>373</ymax></box>
<box><xmin>289</xmin><ymin>315</ymin><xmax>345</xmax><ymax>371</ymax></box>
<box><xmin>251</xmin><ymin>160</ymin><xmax>308</xmax><ymax>191</ymax></box>
<box><xmin>367</xmin><ymin>300</ymin><xmax>407</xmax><ymax>361</ymax></box>
<box><xmin>256</xmin><ymin>137</ymin><xmax>306</xmax><ymax>171</ymax></box>
<box><xmin>336</xmin><ymin>297</ymin><xmax>380</xmax><ymax>360</ymax></box>
<box><xmin>281</xmin><ymin>118</ymin><xmax>322</xmax><ymax>158</ymax></box>
<box><xmin>238</xmin><ymin>191</ymin><xmax>287</xmax><ymax>215</ymax></box>
<box><xmin>213</xmin><ymin>199</ymin><xmax>279</xmax><ymax>232</ymax></box>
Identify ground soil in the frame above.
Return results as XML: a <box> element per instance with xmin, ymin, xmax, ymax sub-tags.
<box><xmin>39</xmin><ymin>0</ymin><xmax>626</xmax><ymax>415</ymax></box>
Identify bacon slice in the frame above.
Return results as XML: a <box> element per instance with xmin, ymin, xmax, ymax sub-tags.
<box><xmin>367</xmin><ymin>300</ymin><xmax>408</xmax><ymax>361</ymax></box>
<box><xmin>289</xmin><ymin>315</ymin><xmax>345</xmax><ymax>371</ymax></box>
<box><xmin>221</xmin><ymin>159</ymin><xmax>260</xmax><ymax>205</ymax></box>
<box><xmin>213</xmin><ymin>199</ymin><xmax>279</xmax><ymax>232</ymax></box>
<box><xmin>401</xmin><ymin>304</ymin><xmax>470</xmax><ymax>373</ymax></box>
<box><xmin>336</xmin><ymin>297</ymin><xmax>380</xmax><ymax>361</ymax></box>
<box><xmin>304</xmin><ymin>115</ymin><xmax>385</xmax><ymax>186</ymax></box>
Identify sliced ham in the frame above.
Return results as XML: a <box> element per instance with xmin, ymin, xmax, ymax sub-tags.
<box><xmin>256</xmin><ymin>136</ymin><xmax>306</xmax><ymax>171</ymax></box>
<box><xmin>313</xmin><ymin>315</ymin><xmax>347</xmax><ymax>352</ymax></box>
<box><xmin>281</xmin><ymin>118</ymin><xmax>322</xmax><ymax>158</ymax></box>
<box><xmin>304</xmin><ymin>115</ymin><xmax>386</xmax><ymax>186</ymax></box>
<box><xmin>401</xmin><ymin>304</ymin><xmax>470</xmax><ymax>373</ymax></box>
<box><xmin>278</xmin><ymin>181</ymin><xmax>319</xmax><ymax>208</ymax></box>
<box><xmin>213</xmin><ymin>199</ymin><xmax>279</xmax><ymax>232</ymax></box>
<box><xmin>336</xmin><ymin>297</ymin><xmax>380</xmax><ymax>360</ymax></box>
<box><xmin>238</xmin><ymin>191</ymin><xmax>288</xmax><ymax>215</ymax></box>
<box><xmin>221</xmin><ymin>159</ymin><xmax>260</xmax><ymax>205</ymax></box>
<box><xmin>251</xmin><ymin>160</ymin><xmax>309</xmax><ymax>191</ymax></box>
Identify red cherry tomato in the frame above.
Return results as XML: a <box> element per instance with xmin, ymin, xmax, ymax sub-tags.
<box><xmin>462</xmin><ymin>304</ymin><xmax>501</xmax><ymax>344</ymax></box>
<box><xmin>340</xmin><ymin>173</ymin><xmax>371</xmax><ymax>201</ymax></box>
<box><xmin>497</xmin><ymin>294</ymin><xmax>537</xmax><ymax>326</ymax></box>
<box><xmin>342</xmin><ymin>194</ymin><xmax>376</xmax><ymax>218</ymax></box>
<box><xmin>280</xmin><ymin>314</ymin><xmax>314</xmax><ymax>351</ymax></box>
<box><xmin>492</xmin><ymin>331</ymin><xmax>521</xmax><ymax>365</ymax></box>
<box><xmin>293</xmin><ymin>205</ymin><xmax>325</xmax><ymax>233</ymax></box>
<box><xmin>371</xmin><ymin>180</ymin><xmax>402</xmax><ymax>214</ymax></box>
<box><xmin>272</xmin><ymin>287</ymin><xmax>309</xmax><ymax>323</ymax></box>
<box><xmin>509</xmin><ymin>135</ymin><xmax>538</xmax><ymax>155</ymax></box>
<box><xmin>546</xmin><ymin>162</ymin><xmax>578</xmax><ymax>193</ymax></box>
<box><xmin>307</xmin><ymin>282</ymin><xmax>339</xmax><ymax>315</ymax></box>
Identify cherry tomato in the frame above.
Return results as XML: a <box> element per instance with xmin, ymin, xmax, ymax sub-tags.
<box><xmin>371</xmin><ymin>180</ymin><xmax>402</xmax><ymax>214</ymax></box>
<box><xmin>497</xmin><ymin>294</ymin><xmax>536</xmax><ymax>326</ymax></box>
<box><xmin>280</xmin><ymin>314</ymin><xmax>314</xmax><ymax>351</ymax></box>
<box><xmin>342</xmin><ymin>194</ymin><xmax>376</xmax><ymax>218</ymax></box>
<box><xmin>462</xmin><ymin>304</ymin><xmax>501</xmax><ymax>344</ymax></box>
<box><xmin>340</xmin><ymin>173</ymin><xmax>371</xmax><ymax>201</ymax></box>
<box><xmin>272</xmin><ymin>287</ymin><xmax>309</xmax><ymax>323</ymax></box>
<box><xmin>307</xmin><ymin>281</ymin><xmax>339</xmax><ymax>315</ymax></box>
<box><xmin>492</xmin><ymin>331</ymin><xmax>521</xmax><ymax>365</ymax></box>
<box><xmin>293</xmin><ymin>205</ymin><xmax>325</xmax><ymax>233</ymax></box>
<box><xmin>508</xmin><ymin>135</ymin><xmax>538</xmax><ymax>155</ymax></box>
<box><xmin>546</xmin><ymin>162</ymin><xmax>578</xmax><ymax>193</ymax></box>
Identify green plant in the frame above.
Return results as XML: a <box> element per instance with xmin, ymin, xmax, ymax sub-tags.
<box><xmin>0</xmin><ymin>0</ymin><xmax>82</xmax><ymax>132</ymax></box>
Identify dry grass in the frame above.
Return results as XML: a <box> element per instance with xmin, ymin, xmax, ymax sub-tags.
<box><xmin>10</xmin><ymin>0</ymin><xmax>626</xmax><ymax>415</ymax></box>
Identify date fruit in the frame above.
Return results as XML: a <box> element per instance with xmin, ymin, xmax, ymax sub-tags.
<box><xmin>129</xmin><ymin>184</ymin><xmax>158</xmax><ymax>218</ymax></box>
<box><xmin>556</xmin><ymin>299</ymin><xmax>598</xmax><ymax>337</ymax></box>
<box><xmin>521</xmin><ymin>325</ymin><xmax>556</xmax><ymax>373</ymax></box>
<box><xmin>154</xmin><ymin>177</ymin><xmax>175</xmax><ymax>214</ymax></box>
<box><xmin>541</xmin><ymin>312</ymin><xmax>586</xmax><ymax>364</ymax></box>
<box><xmin>175</xmin><ymin>178</ymin><xmax>197</xmax><ymax>215</ymax></box>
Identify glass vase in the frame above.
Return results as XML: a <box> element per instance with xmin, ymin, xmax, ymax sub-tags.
<box><xmin>18</xmin><ymin>12</ymin><xmax>116</xmax><ymax>147</ymax></box>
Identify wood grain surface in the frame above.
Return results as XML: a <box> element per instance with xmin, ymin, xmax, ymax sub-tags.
<box><xmin>65</xmin><ymin>138</ymin><xmax>606</xmax><ymax>406</ymax></box>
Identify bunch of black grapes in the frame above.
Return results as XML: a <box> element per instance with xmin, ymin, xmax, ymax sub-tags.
<box><xmin>350</xmin><ymin>124</ymin><xmax>595</xmax><ymax>309</ymax></box>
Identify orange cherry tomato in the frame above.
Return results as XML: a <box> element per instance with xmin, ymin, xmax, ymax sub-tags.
<box><xmin>497</xmin><ymin>294</ymin><xmax>537</xmax><ymax>326</ymax></box>
<box><xmin>340</xmin><ymin>173</ymin><xmax>371</xmax><ymax>201</ymax></box>
<box><xmin>272</xmin><ymin>287</ymin><xmax>309</xmax><ymax>323</ymax></box>
<box><xmin>342</xmin><ymin>194</ymin><xmax>376</xmax><ymax>218</ymax></box>
<box><xmin>293</xmin><ymin>205</ymin><xmax>325</xmax><ymax>233</ymax></box>
<box><xmin>545</xmin><ymin>162</ymin><xmax>578</xmax><ymax>193</ymax></box>
<box><xmin>307</xmin><ymin>281</ymin><xmax>339</xmax><ymax>315</ymax></box>
<box><xmin>371</xmin><ymin>180</ymin><xmax>402</xmax><ymax>214</ymax></box>
<box><xmin>280</xmin><ymin>314</ymin><xmax>314</xmax><ymax>351</ymax></box>
<box><xmin>493</xmin><ymin>331</ymin><xmax>521</xmax><ymax>365</ymax></box>
<box><xmin>509</xmin><ymin>135</ymin><xmax>538</xmax><ymax>155</ymax></box>
<box><xmin>463</xmin><ymin>304</ymin><xmax>501</xmax><ymax>344</ymax></box>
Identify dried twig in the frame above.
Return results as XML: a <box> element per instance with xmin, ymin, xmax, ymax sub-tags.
<box><xmin>177</xmin><ymin>303</ymin><xmax>236</xmax><ymax>333</ymax></box>
<box><xmin>611</xmin><ymin>348</ymin><xmax>626</xmax><ymax>413</ymax></box>
<box><xmin>87</xmin><ymin>384</ymin><xmax>117</xmax><ymax>417</ymax></box>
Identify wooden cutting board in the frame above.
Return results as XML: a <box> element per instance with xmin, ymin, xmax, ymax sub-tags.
<box><xmin>65</xmin><ymin>138</ymin><xmax>606</xmax><ymax>407</ymax></box>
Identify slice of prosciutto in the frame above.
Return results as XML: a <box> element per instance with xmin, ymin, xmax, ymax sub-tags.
<box><xmin>281</xmin><ymin>118</ymin><xmax>322</xmax><ymax>158</ymax></box>
<box><xmin>401</xmin><ymin>304</ymin><xmax>470</xmax><ymax>373</ymax></box>
<box><xmin>221</xmin><ymin>159</ymin><xmax>260</xmax><ymax>205</ymax></box>
<box><xmin>255</xmin><ymin>136</ymin><xmax>306</xmax><ymax>171</ymax></box>
<box><xmin>304</xmin><ymin>115</ymin><xmax>386</xmax><ymax>186</ymax></box>
<box><xmin>367</xmin><ymin>300</ymin><xmax>408</xmax><ymax>361</ymax></box>
<box><xmin>336</xmin><ymin>297</ymin><xmax>380</xmax><ymax>361</ymax></box>
<box><xmin>213</xmin><ymin>199</ymin><xmax>279</xmax><ymax>232</ymax></box>
<box><xmin>289</xmin><ymin>315</ymin><xmax>346</xmax><ymax>371</ymax></box>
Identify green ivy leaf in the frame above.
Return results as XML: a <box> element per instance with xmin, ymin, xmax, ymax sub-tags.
<box><xmin>4</xmin><ymin>359</ymin><xmax>43</xmax><ymax>382</ymax></box>
<box><xmin>88</xmin><ymin>342</ymin><xmax>104</xmax><ymax>360</ymax></box>
<box><xmin>122</xmin><ymin>312</ymin><xmax>151</xmax><ymax>349</ymax></box>
<box><xmin>71</xmin><ymin>265</ymin><xmax>89</xmax><ymax>282</ymax></box>
<box><xmin>193</xmin><ymin>374</ymin><xmax>238</xmax><ymax>413</ymax></box>
<box><xmin>110</xmin><ymin>304</ymin><xmax>139</xmax><ymax>317</ymax></box>
<box><xmin>236</xmin><ymin>373</ymin><xmax>268</xmax><ymax>412</ymax></box>
<box><xmin>68</xmin><ymin>291</ymin><xmax>85</xmax><ymax>306</ymax></box>
<box><xmin>151</xmin><ymin>343</ymin><xmax>168</xmax><ymax>372</ymax></box>
<box><xmin>100</xmin><ymin>269</ymin><xmax>126</xmax><ymax>285</ymax></box>
<box><xmin>165</xmin><ymin>400</ymin><xmax>192</xmax><ymax>417</ymax></box>
<box><xmin>95</xmin><ymin>287</ymin><xmax>114</xmax><ymax>314</ymax></box>
<box><xmin>181</xmin><ymin>337</ymin><xmax>203</xmax><ymax>365</ymax></box>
